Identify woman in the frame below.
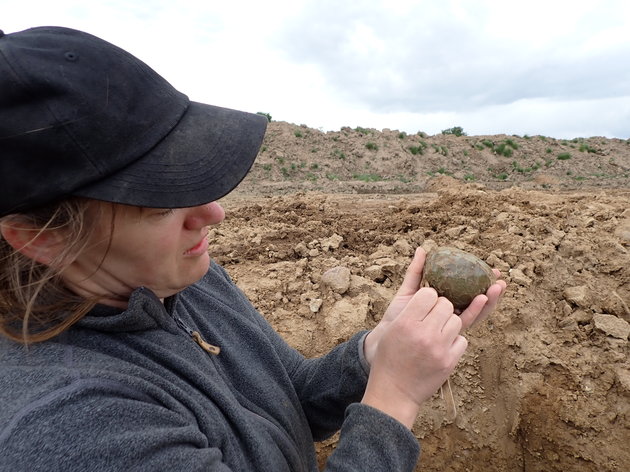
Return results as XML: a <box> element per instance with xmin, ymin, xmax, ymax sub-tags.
<box><xmin>0</xmin><ymin>27</ymin><xmax>506</xmax><ymax>471</ymax></box>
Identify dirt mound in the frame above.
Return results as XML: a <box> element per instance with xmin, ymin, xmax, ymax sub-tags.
<box><xmin>238</xmin><ymin>121</ymin><xmax>630</xmax><ymax>195</ymax></box>
<box><xmin>219</xmin><ymin>123</ymin><xmax>630</xmax><ymax>471</ymax></box>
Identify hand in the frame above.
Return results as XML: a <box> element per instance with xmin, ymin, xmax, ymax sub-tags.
<box><xmin>364</xmin><ymin>248</ymin><xmax>506</xmax><ymax>366</ymax></box>
<box><xmin>361</xmin><ymin>287</ymin><xmax>466</xmax><ymax>428</ymax></box>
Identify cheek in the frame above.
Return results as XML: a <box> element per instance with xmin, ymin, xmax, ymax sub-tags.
<box><xmin>109</xmin><ymin>230</ymin><xmax>180</xmax><ymax>265</ymax></box>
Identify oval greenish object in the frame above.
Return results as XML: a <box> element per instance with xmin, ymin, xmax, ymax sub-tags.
<box><xmin>424</xmin><ymin>247</ymin><xmax>495</xmax><ymax>311</ymax></box>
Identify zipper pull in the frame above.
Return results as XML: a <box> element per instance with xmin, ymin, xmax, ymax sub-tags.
<box><xmin>173</xmin><ymin>314</ymin><xmax>221</xmax><ymax>355</ymax></box>
<box><xmin>191</xmin><ymin>331</ymin><xmax>221</xmax><ymax>355</ymax></box>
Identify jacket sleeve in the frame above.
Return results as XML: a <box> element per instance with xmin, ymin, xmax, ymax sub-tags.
<box><xmin>324</xmin><ymin>404</ymin><xmax>420</xmax><ymax>472</ymax></box>
<box><xmin>210</xmin><ymin>263</ymin><xmax>421</xmax><ymax>470</ymax></box>
<box><xmin>249</xmin><ymin>317</ymin><xmax>421</xmax><ymax>471</ymax></box>
<box><xmin>0</xmin><ymin>378</ymin><xmax>232</xmax><ymax>472</ymax></box>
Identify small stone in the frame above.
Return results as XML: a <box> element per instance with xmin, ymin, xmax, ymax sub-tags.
<box><xmin>445</xmin><ymin>225</ymin><xmax>467</xmax><ymax>238</ymax></box>
<box><xmin>321</xmin><ymin>233</ymin><xmax>343</xmax><ymax>251</ymax></box>
<box><xmin>564</xmin><ymin>285</ymin><xmax>590</xmax><ymax>308</ymax></box>
<box><xmin>321</xmin><ymin>266</ymin><xmax>351</xmax><ymax>294</ymax></box>
<box><xmin>393</xmin><ymin>239</ymin><xmax>413</xmax><ymax>256</ymax></box>
<box><xmin>364</xmin><ymin>265</ymin><xmax>386</xmax><ymax>282</ymax></box>
<box><xmin>294</xmin><ymin>242</ymin><xmax>309</xmax><ymax>257</ymax></box>
<box><xmin>486</xmin><ymin>253</ymin><xmax>510</xmax><ymax>272</ymax></box>
<box><xmin>309</xmin><ymin>298</ymin><xmax>323</xmax><ymax>313</ymax></box>
<box><xmin>593</xmin><ymin>314</ymin><xmax>630</xmax><ymax>340</ymax></box>
<box><xmin>509</xmin><ymin>268</ymin><xmax>532</xmax><ymax>287</ymax></box>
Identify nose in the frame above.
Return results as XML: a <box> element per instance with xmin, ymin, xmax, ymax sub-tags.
<box><xmin>184</xmin><ymin>202</ymin><xmax>225</xmax><ymax>230</ymax></box>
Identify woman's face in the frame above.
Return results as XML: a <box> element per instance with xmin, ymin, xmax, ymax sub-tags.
<box><xmin>61</xmin><ymin>201</ymin><xmax>225</xmax><ymax>307</ymax></box>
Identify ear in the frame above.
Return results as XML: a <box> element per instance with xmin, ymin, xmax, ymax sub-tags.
<box><xmin>0</xmin><ymin>219</ymin><xmax>66</xmax><ymax>265</ymax></box>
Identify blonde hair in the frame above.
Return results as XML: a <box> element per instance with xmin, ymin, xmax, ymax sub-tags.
<box><xmin>0</xmin><ymin>198</ymin><xmax>112</xmax><ymax>343</ymax></box>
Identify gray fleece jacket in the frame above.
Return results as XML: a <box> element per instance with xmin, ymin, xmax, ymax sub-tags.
<box><xmin>0</xmin><ymin>262</ymin><xmax>419</xmax><ymax>471</ymax></box>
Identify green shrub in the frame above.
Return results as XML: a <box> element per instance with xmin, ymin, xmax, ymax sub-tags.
<box><xmin>557</xmin><ymin>152</ymin><xmax>572</xmax><ymax>160</ymax></box>
<box><xmin>355</xmin><ymin>126</ymin><xmax>370</xmax><ymax>134</ymax></box>
<box><xmin>256</xmin><ymin>112</ymin><xmax>272</xmax><ymax>122</ymax></box>
<box><xmin>262</xmin><ymin>164</ymin><xmax>272</xmax><ymax>171</ymax></box>
<box><xmin>294</xmin><ymin>130</ymin><xmax>303</xmax><ymax>138</ymax></box>
<box><xmin>441</xmin><ymin>126</ymin><xmax>467</xmax><ymax>137</ymax></box>
<box><xmin>365</xmin><ymin>142</ymin><xmax>378</xmax><ymax>151</ymax></box>
<box><xmin>495</xmin><ymin>143</ymin><xmax>513</xmax><ymax>157</ymax></box>
<box><xmin>408</xmin><ymin>142</ymin><xmax>428</xmax><ymax>155</ymax></box>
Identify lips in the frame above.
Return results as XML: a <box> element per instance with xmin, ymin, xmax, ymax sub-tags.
<box><xmin>184</xmin><ymin>235</ymin><xmax>209</xmax><ymax>256</ymax></box>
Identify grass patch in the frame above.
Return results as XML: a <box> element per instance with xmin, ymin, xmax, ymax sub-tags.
<box><xmin>408</xmin><ymin>141</ymin><xmax>428</xmax><ymax>155</ymax></box>
<box><xmin>494</xmin><ymin>139</ymin><xmax>519</xmax><ymax>157</ymax></box>
<box><xmin>365</xmin><ymin>142</ymin><xmax>379</xmax><ymax>151</ymax></box>
<box><xmin>332</xmin><ymin>149</ymin><xmax>346</xmax><ymax>160</ymax></box>
<box><xmin>557</xmin><ymin>152</ymin><xmax>572</xmax><ymax>160</ymax></box>
<box><xmin>353</xmin><ymin>173</ymin><xmax>383</xmax><ymax>182</ymax></box>
<box><xmin>432</xmin><ymin>144</ymin><xmax>448</xmax><ymax>156</ymax></box>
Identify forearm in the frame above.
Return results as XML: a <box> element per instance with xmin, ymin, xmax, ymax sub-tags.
<box><xmin>323</xmin><ymin>403</ymin><xmax>420</xmax><ymax>472</ymax></box>
<box><xmin>289</xmin><ymin>331</ymin><xmax>370</xmax><ymax>440</ymax></box>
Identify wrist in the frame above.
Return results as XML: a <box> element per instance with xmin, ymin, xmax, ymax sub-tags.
<box><xmin>361</xmin><ymin>379</ymin><xmax>420</xmax><ymax>429</ymax></box>
<box><xmin>362</xmin><ymin>327</ymin><xmax>380</xmax><ymax>367</ymax></box>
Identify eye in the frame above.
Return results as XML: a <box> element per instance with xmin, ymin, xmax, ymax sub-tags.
<box><xmin>155</xmin><ymin>209</ymin><xmax>175</xmax><ymax>217</ymax></box>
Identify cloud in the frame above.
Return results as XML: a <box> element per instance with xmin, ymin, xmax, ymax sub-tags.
<box><xmin>4</xmin><ymin>0</ymin><xmax>630</xmax><ymax>138</ymax></box>
<box><xmin>274</xmin><ymin>0</ymin><xmax>630</xmax><ymax>114</ymax></box>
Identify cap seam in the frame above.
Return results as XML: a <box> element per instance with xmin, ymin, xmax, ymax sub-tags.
<box><xmin>0</xmin><ymin>37</ymin><xmax>101</xmax><ymax>176</ymax></box>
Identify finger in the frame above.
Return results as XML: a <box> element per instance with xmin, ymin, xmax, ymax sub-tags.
<box><xmin>478</xmin><ymin>281</ymin><xmax>506</xmax><ymax>318</ymax></box>
<box><xmin>396</xmin><ymin>247</ymin><xmax>427</xmax><ymax>297</ymax></box>
<box><xmin>459</xmin><ymin>280</ymin><xmax>506</xmax><ymax>328</ymax></box>
<box><xmin>420</xmin><ymin>296</ymin><xmax>454</xmax><ymax>329</ymax></box>
<box><xmin>450</xmin><ymin>335</ymin><xmax>468</xmax><ymax>361</ymax></box>
<box><xmin>441</xmin><ymin>311</ymin><xmax>463</xmax><ymax>338</ymax></box>
<box><xmin>458</xmin><ymin>294</ymin><xmax>488</xmax><ymax>329</ymax></box>
<box><xmin>402</xmin><ymin>286</ymin><xmax>438</xmax><ymax>322</ymax></box>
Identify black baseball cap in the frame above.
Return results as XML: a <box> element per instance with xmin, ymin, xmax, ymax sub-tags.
<box><xmin>0</xmin><ymin>26</ymin><xmax>268</xmax><ymax>217</ymax></box>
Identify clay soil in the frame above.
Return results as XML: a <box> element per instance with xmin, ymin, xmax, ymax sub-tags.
<box><xmin>216</xmin><ymin>122</ymin><xmax>630</xmax><ymax>471</ymax></box>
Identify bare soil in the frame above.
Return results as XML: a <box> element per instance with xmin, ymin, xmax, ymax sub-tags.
<box><xmin>216</xmin><ymin>122</ymin><xmax>630</xmax><ymax>472</ymax></box>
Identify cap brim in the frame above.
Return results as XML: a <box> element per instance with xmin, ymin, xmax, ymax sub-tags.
<box><xmin>73</xmin><ymin>102</ymin><xmax>267</xmax><ymax>208</ymax></box>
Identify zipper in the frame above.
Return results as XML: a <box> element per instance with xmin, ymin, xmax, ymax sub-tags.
<box><xmin>172</xmin><ymin>314</ymin><xmax>221</xmax><ymax>355</ymax></box>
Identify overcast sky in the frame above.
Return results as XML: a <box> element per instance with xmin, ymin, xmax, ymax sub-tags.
<box><xmin>4</xmin><ymin>0</ymin><xmax>630</xmax><ymax>138</ymax></box>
